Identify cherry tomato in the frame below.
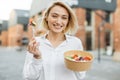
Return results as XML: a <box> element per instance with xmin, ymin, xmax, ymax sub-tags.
<box><xmin>72</xmin><ymin>54</ymin><xmax>78</xmax><ymax>59</ymax></box>
<box><xmin>83</xmin><ymin>56</ymin><xmax>91</xmax><ymax>61</ymax></box>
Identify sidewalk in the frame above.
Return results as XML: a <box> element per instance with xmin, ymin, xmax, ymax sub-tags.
<box><xmin>85</xmin><ymin>51</ymin><xmax>120</xmax><ymax>80</ymax></box>
<box><xmin>0</xmin><ymin>47</ymin><xmax>26</xmax><ymax>80</ymax></box>
<box><xmin>0</xmin><ymin>47</ymin><xmax>120</xmax><ymax>80</ymax></box>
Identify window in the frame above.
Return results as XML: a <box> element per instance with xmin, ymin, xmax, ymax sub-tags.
<box><xmin>105</xmin><ymin>11</ymin><xmax>111</xmax><ymax>23</ymax></box>
<box><xmin>0</xmin><ymin>24</ymin><xmax>2</xmax><ymax>34</ymax></box>
<box><xmin>0</xmin><ymin>40</ymin><xmax>1</xmax><ymax>45</ymax></box>
<box><xmin>22</xmin><ymin>37</ymin><xmax>29</xmax><ymax>45</ymax></box>
<box><xmin>86</xmin><ymin>9</ymin><xmax>92</xmax><ymax>26</ymax></box>
<box><xmin>86</xmin><ymin>31</ymin><xmax>92</xmax><ymax>50</ymax></box>
<box><xmin>23</xmin><ymin>24</ymin><xmax>28</xmax><ymax>31</ymax></box>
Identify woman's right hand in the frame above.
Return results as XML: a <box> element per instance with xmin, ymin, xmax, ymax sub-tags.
<box><xmin>27</xmin><ymin>38</ymin><xmax>41</xmax><ymax>59</ymax></box>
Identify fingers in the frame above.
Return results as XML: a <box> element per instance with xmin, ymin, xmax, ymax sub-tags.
<box><xmin>30</xmin><ymin>37</ymin><xmax>35</xmax><ymax>42</ymax></box>
<box><xmin>27</xmin><ymin>38</ymin><xmax>39</xmax><ymax>55</ymax></box>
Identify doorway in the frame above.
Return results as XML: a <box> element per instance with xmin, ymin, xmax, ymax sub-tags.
<box><xmin>86</xmin><ymin>31</ymin><xmax>92</xmax><ymax>50</ymax></box>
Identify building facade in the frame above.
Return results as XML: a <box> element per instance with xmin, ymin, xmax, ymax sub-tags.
<box><xmin>29</xmin><ymin>0</ymin><xmax>120</xmax><ymax>61</ymax></box>
<box><xmin>0</xmin><ymin>0</ymin><xmax>119</xmax><ymax>61</ymax></box>
<box><xmin>0</xmin><ymin>9</ymin><xmax>30</xmax><ymax>47</ymax></box>
<box><xmin>0</xmin><ymin>20</ymin><xmax>8</xmax><ymax>46</ymax></box>
<box><xmin>8</xmin><ymin>9</ymin><xmax>30</xmax><ymax>47</ymax></box>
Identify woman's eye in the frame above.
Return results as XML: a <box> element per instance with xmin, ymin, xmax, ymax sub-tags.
<box><xmin>52</xmin><ymin>15</ymin><xmax>57</xmax><ymax>18</ymax></box>
<box><xmin>62</xmin><ymin>17</ymin><xmax>68</xmax><ymax>20</ymax></box>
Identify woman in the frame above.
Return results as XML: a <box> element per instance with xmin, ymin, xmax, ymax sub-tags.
<box><xmin>23</xmin><ymin>1</ymin><xmax>86</xmax><ymax>80</ymax></box>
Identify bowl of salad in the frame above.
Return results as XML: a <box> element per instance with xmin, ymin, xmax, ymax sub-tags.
<box><xmin>64</xmin><ymin>50</ymin><xmax>94</xmax><ymax>71</ymax></box>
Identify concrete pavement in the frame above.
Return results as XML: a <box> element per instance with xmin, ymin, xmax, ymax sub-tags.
<box><xmin>0</xmin><ymin>47</ymin><xmax>26</xmax><ymax>80</ymax></box>
<box><xmin>0</xmin><ymin>47</ymin><xmax>120</xmax><ymax>80</ymax></box>
<box><xmin>86</xmin><ymin>57</ymin><xmax>120</xmax><ymax>80</ymax></box>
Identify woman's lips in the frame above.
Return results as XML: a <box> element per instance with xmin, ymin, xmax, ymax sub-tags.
<box><xmin>53</xmin><ymin>24</ymin><xmax>63</xmax><ymax>29</ymax></box>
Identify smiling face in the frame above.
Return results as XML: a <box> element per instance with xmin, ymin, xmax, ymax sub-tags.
<box><xmin>46</xmin><ymin>5</ymin><xmax>69</xmax><ymax>33</ymax></box>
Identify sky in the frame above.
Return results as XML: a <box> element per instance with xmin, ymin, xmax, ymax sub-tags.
<box><xmin>0</xmin><ymin>0</ymin><xmax>33</xmax><ymax>20</ymax></box>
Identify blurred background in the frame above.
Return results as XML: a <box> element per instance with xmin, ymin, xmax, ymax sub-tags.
<box><xmin>0</xmin><ymin>0</ymin><xmax>120</xmax><ymax>80</ymax></box>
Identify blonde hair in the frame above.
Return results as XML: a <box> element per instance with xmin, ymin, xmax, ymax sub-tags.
<box><xmin>41</xmin><ymin>1</ymin><xmax>78</xmax><ymax>35</ymax></box>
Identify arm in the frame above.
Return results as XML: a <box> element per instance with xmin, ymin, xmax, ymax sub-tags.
<box><xmin>23</xmin><ymin>51</ymin><xmax>44</xmax><ymax>80</ymax></box>
<box><xmin>23</xmin><ymin>37</ymin><xmax>45</xmax><ymax>80</ymax></box>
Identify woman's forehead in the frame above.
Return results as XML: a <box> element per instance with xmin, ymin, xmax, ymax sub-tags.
<box><xmin>49</xmin><ymin>5</ymin><xmax>69</xmax><ymax>16</ymax></box>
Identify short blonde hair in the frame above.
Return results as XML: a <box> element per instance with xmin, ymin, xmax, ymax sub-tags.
<box><xmin>41</xmin><ymin>1</ymin><xmax>78</xmax><ymax>34</ymax></box>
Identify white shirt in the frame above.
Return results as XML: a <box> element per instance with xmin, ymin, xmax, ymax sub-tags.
<box><xmin>23</xmin><ymin>34</ymin><xmax>86</xmax><ymax>80</ymax></box>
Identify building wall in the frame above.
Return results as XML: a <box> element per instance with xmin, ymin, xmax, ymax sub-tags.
<box><xmin>113</xmin><ymin>0</ymin><xmax>120</xmax><ymax>61</ymax></box>
<box><xmin>8</xmin><ymin>24</ymin><xmax>23</xmax><ymax>47</ymax></box>
<box><xmin>9</xmin><ymin>10</ymin><xmax>17</xmax><ymax>27</ymax></box>
<box><xmin>75</xmin><ymin>8</ymin><xmax>86</xmax><ymax>49</ymax></box>
<box><xmin>94</xmin><ymin>10</ymin><xmax>106</xmax><ymax>50</ymax></box>
<box><xmin>30</xmin><ymin>0</ymin><xmax>52</xmax><ymax>17</ymax></box>
<box><xmin>1</xmin><ymin>31</ymin><xmax>8</xmax><ymax>46</ymax></box>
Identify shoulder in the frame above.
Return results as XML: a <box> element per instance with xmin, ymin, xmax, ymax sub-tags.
<box><xmin>34</xmin><ymin>35</ymin><xmax>45</xmax><ymax>42</ymax></box>
<box><xmin>66</xmin><ymin>34</ymin><xmax>82</xmax><ymax>43</ymax></box>
<box><xmin>66</xmin><ymin>34</ymin><xmax>83</xmax><ymax>50</ymax></box>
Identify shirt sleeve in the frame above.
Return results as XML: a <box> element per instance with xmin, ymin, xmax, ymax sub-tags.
<box><xmin>23</xmin><ymin>51</ymin><xmax>44</xmax><ymax>80</ymax></box>
<box><xmin>74</xmin><ymin>71</ymin><xmax>86</xmax><ymax>80</ymax></box>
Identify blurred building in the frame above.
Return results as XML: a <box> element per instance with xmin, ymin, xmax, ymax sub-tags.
<box><xmin>8</xmin><ymin>9</ymin><xmax>30</xmax><ymax>47</ymax></box>
<box><xmin>9</xmin><ymin>9</ymin><xmax>29</xmax><ymax>31</ymax></box>
<box><xmin>29</xmin><ymin>0</ymin><xmax>114</xmax><ymax>50</ymax></box>
<box><xmin>0</xmin><ymin>20</ymin><xmax>8</xmax><ymax>46</ymax></box>
<box><xmin>0</xmin><ymin>9</ymin><xmax>30</xmax><ymax>47</ymax></box>
<box><xmin>0</xmin><ymin>20</ymin><xmax>2</xmax><ymax>45</ymax></box>
<box><xmin>29</xmin><ymin>0</ymin><xmax>120</xmax><ymax>61</ymax></box>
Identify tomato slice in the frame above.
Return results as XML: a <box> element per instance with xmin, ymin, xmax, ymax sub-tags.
<box><xmin>83</xmin><ymin>56</ymin><xmax>91</xmax><ymax>61</ymax></box>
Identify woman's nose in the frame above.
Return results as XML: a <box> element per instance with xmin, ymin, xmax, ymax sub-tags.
<box><xmin>56</xmin><ymin>17</ymin><xmax>62</xmax><ymax>24</ymax></box>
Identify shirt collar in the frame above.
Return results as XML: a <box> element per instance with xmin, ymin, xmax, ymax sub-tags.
<box><xmin>42</xmin><ymin>32</ymin><xmax>69</xmax><ymax>42</ymax></box>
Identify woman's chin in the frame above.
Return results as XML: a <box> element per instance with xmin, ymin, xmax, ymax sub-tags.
<box><xmin>52</xmin><ymin>30</ymin><xmax>63</xmax><ymax>33</ymax></box>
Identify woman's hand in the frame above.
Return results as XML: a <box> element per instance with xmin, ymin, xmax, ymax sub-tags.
<box><xmin>27</xmin><ymin>38</ymin><xmax>41</xmax><ymax>59</ymax></box>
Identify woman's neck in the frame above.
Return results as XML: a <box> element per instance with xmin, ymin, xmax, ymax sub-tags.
<box><xmin>47</xmin><ymin>31</ymin><xmax>65</xmax><ymax>41</ymax></box>
<box><xmin>46</xmin><ymin>31</ymin><xmax>66</xmax><ymax>48</ymax></box>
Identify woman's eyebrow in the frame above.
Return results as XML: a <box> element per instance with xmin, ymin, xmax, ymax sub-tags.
<box><xmin>51</xmin><ymin>12</ymin><xmax>69</xmax><ymax>17</ymax></box>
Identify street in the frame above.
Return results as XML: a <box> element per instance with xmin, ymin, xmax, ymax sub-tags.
<box><xmin>0</xmin><ymin>47</ymin><xmax>26</xmax><ymax>80</ymax></box>
<box><xmin>0</xmin><ymin>47</ymin><xmax>120</xmax><ymax>80</ymax></box>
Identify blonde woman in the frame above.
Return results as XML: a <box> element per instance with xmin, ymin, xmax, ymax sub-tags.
<box><xmin>23</xmin><ymin>1</ymin><xmax>86</xmax><ymax>80</ymax></box>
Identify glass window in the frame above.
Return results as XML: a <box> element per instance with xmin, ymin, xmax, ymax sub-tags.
<box><xmin>86</xmin><ymin>9</ymin><xmax>92</xmax><ymax>26</ymax></box>
<box><xmin>105</xmin><ymin>11</ymin><xmax>111</xmax><ymax>23</ymax></box>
